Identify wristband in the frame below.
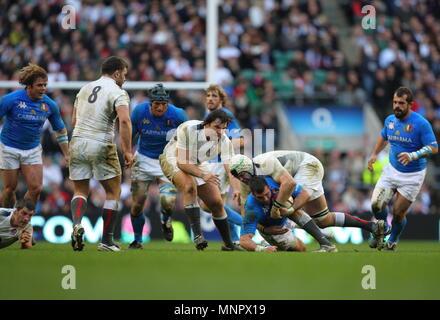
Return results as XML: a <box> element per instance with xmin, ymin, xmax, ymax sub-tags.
<box><xmin>255</xmin><ymin>245</ymin><xmax>266</xmax><ymax>252</ymax></box>
<box><xmin>56</xmin><ymin>133</ymin><xmax>69</xmax><ymax>144</ymax></box>
<box><xmin>408</xmin><ymin>146</ymin><xmax>433</xmax><ymax>161</ymax></box>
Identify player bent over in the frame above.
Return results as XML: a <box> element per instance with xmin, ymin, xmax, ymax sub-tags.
<box><xmin>129</xmin><ymin>84</ymin><xmax>188</xmax><ymax>249</ymax></box>
<box><xmin>69</xmin><ymin>56</ymin><xmax>134</xmax><ymax>252</ymax></box>
<box><xmin>159</xmin><ymin>110</ymin><xmax>243</xmax><ymax>251</ymax></box>
<box><xmin>200</xmin><ymin>84</ymin><xmax>244</xmax><ymax>244</ymax></box>
<box><xmin>0</xmin><ymin>199</ymin><xmax>35</xmax><ymax>250</ymax></box>
<box><xmin>240</xmin><ymin>176</ymin><xmax>306</xmax><ymax>252</ymax></box>
<box><xmin>367</xmin><ymin>87</ymin><xmax>438</xmax><ymax>251</ymax></box>
<box><xmin>230</xmin><ymin>151</ymin><xmax>388</xmax><ymax>252</ymax></box>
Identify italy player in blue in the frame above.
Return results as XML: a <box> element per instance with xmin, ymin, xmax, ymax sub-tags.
<box><xmin>240</xmin><ymin>176</ymin><xmax>306</xmax><ymax>252</ymax></box>
<box><xmin>129</xmin><ymin>84</ymin><xmax>188</xmax><ymax>249</ymax></box>
<box><xmin>200</xmin><ymin>84</ymin><xmax>243</xmax><ymax>244</ymax></box>
<box><xmin>367</xmin><ymin>87</ymin><xmax>438</xmax><ymax>251</ymax></box>
<box><xmin>0</xmin><ymin>64</ymin><xmax>69</xmax><ymax>208</ymax></box>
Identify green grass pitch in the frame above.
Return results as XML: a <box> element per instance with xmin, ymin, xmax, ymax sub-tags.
<box><xmin>1</xmin><ymin>241</ymin><xmax>439</xmax><ymax>300</ymax></box>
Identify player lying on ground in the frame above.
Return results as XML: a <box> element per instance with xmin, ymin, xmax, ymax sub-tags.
<box><xmin>0</xmin><ymin>199</ymin><xmax>35</xmax><ymax>250</ymax></box>
<box><xmin>240</xmin><ymin>176</ymin><xmax>307</xmax><ymax>252</ymax></box>
<box><xmin>230</xmin><ymin>151</ymin><xmax>388</xmax><ymax>251</ymax></box>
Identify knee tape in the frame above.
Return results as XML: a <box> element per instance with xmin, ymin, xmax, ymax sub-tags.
<box><xmin>159</xmin><ymin>184</ymin><xmax>177</xmax><ymax>209</ymax></box>
<box><xmin>371</xmin><ymin>187</ymin><xmax>394</xmax><ymax>212</ymax></box>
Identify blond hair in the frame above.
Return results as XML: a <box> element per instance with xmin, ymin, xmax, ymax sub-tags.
<box><xmin>205</xmin><ymin>84</ymin><xmax>228</xmax><ymax>107</ymax></box>
<box><xmin>18</xmin><ymin>63</ymin><xmax>47</xmax><ymax>87</ymax></box>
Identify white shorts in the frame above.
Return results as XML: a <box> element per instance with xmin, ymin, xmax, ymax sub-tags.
<box><xmin>131</xmin><ymin>152</ymin><xmax>171</xmax><ymax>183</ymax></box>
<box><xmin>206</xmin><ymin>161</ymin><xmax>230</xmax><ymax>194</ymax></box>
<box><xmin>260</xmin><ymin>220</ymin><xmax>299</xmax><ymax>251</ymax></box>
<box><xmin>294</xmin><ymin>156</ymin><xmax>325</xmax><ymax>201</ymax></box>
<box><xmin>159</xmin><ymin>153</ymin><xmax>206</xmax><ymax>186</ymax></box>
<box><xmin>69</xmin><ymin>137</ymin><xmax>121</xmax><ymax>181</ymax></box>
<box><xmin>375</xmin><ymin>163</ymin><xmax>426</xmax><ymax>202</ymax></box>
<box><xmin>0</xmin><ymin>142</ymin><xmax>42</xmax><ymax>170</ymax></box>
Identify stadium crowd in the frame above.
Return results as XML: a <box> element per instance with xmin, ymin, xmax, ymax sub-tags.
<box><xmin>0</xmin><ymin>0</ymin><xmax>439</xmax><ymax>221</ymax></box>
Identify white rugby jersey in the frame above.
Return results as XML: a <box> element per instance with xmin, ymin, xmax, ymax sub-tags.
<box><xmin>72</xmin><ymin>77</ymin><xmax>130</xmax><ymax>143</ymax></box>
<box><xmin>0</xmin><ymin>209</ymin><xmax>32</xmax><ymax>249</ymax></box>
<box><xmin>163</xmin><ymin>120</ymin><xmax>234</xmax><ymax>165</ymax></box>
<box><xmin>240</xmin><ymin>150</ymin><xmax>315</xmax><ymax>201</ymax></box>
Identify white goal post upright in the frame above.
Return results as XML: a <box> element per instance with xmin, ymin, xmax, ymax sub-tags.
<box><xmin>0</xmin><ymin>0</ymin><xmax>220</xmax><ymax>91</ymax></box>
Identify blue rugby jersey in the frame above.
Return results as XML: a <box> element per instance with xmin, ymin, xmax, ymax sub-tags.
<box><xmin>131</xmin><ymin>102</ymin><xmax>188</xmax><ymax>159</ymax></box>
<box><xmin>0</xmin><ymin>89</ymin><xmax>65</xmax><ymax>150</ymax></box>
<box><xmin>381</xmin><ymin>111</ymin><xmax>437</xmax><ymax>173</ymax></box>
<box><xmin>241</xmin><ymin>177</ymin><xmax>302</xmax><ymax>236</ymax></box>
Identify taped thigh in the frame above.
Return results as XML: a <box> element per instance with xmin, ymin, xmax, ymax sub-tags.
<box><xmin>311</xmin><ymin>207</ymin><xmax>330</xmax><ymax>222</ymax></box>
<box><xmin>371</xmin><ymin>186</ymin><xmax>394</xmax><ymax>212</ymax></box>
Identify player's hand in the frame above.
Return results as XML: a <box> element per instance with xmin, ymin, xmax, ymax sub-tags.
<box><xmin>397</xmin><ymin>152</ymin><xmax>411</xmax><ymax>166</ymax></box>
<box><xmin>19</xmin><ymin>230</ymin><xmax>31</xmax><ymax>244</ymax></box>
<box><xmin>264</xmin><ymin>246</ymin><xmax>278</xmax><ymax>252</ymax></box>
<box><xmin>367</xmin><ymin>154</ymin><xmax>377</xmax><ymax>172</ymax></box>
<box><xmin>232</xmin><ymin>190</ymin><xmax>241</xmax><ymax>206</ymax></box>
<box><xmin>123</xmin><ymin>152</ymin><xmax>134</xmax><ymax>168</ymax></box>
<box><xmin>262</xmin><ymin>225</ymin><xmax>289</xmax><ymax>235</ymax></box>
<box><xmin>270</xmin><ymin>206</ymin><xmax>281</xmax><ymax>219</ymax></box>
<box><xmin>64</xmin><ymin>155</ymin><xmax>70</xmax><ymax>167</ymax></box>
<box><xmin>201</xmin><ymin>173</ymin><xmax>221</xmax><ymax>185</ymax></box>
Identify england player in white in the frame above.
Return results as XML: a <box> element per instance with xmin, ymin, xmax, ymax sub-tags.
<box><xmin>0</xmin><ymin>199</ymin><xmax>35</xmax><ymax>250</ymax></box>
<box><xmin>69</xmin><ymin>56</ymin><xmax>134</xmax><ymax>252</ymax></box>
<box><xmin>159</xmin><ymin>110</ymin><xmax>242</xmax><ymax>251</ymax></box>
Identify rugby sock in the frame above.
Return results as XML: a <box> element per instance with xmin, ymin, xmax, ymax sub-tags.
<box><xmin>291</xmin><ymin>213</ymin><xmax>332</xmax><ymax>246</ymax></box>
<box><xmin>334</xmin><ymin>212</ymin><xmax>374</xmax><ymax>233</ymax></box>
<box><xmin>71</xmin><ymin>196</ymin><xmax>87</xmax><ymax>225</ymax></box>
<box><xmin>389</xmin><ymin>216</ymin><xmax>407</xmax><ymax>243</ymax></box>
<box><xmin>374</xmin><ymin>207</ymin><xmax>389</xmax><ymax>229</ymax></box>
<box><xmin>213</xmin><ymin>214</ymin><xmax>234</xmax><ymax>248</ymax></box>
<box><xmin>130</xmin><ymin>214</ymin><xmax>145</xmax><ymax>243</ymax></box>
<box><xmin>160</xmin><ymin>208</ymin><xmax>172</xmax><ymax>224</ymax></box>
<box><xmin>102</xmin><ymin>200</ymin><xmax>119</xmax><ymax>244</ymax></box>
<box><xmin>224</xmin><ymin>205</ymin><xmax>243</xmax><ymax>243</ymax></box>
<box><xmin>184</xmin><ymin>205</ymin><xmax>202</xmax><ymax>237</ymax></box>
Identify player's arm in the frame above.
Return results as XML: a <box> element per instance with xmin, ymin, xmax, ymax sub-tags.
<box><xmin>55</xmin><ymin>128</ymin><xmax>69</xmax><ymax>164</ymax></box>
<box><xmin>176</xmin><ymin>147</ymin><xmax>220</xmax><ymax>184</ymax></box>
<box><xmin>398</xmin><ymin>122</ymin><xmax>438</xmax><ymax>165</ymax></box>
<box><xmin>47</xmin><ymin>99</ymin><xmax>70</xmax><ymax>163</ymax></box>
<box><xmin>19</xmin><ymin>230</ymin><xmax>33</xmax><ymax>249</ymax></box>
<box><xmin>130</xmin><ymin>106</ymin><xmax>140</xmax><ymax>147</ymax></box>
<box><xmin>116</xmin><ymin>105</ymin><xmax>134</xmax><ymax>168</ymax></box>
<box><xmin>240</xmin><ymin>233</ymin><xmax>276</xmax><ymax>252</ymax></box>
<box><xmin>71</xmin><ymin>97</ymin><xmax>78</xmax><ymax>128</ymax></box>
<box><xmin>231</xmin><ymin>136</ymin><xmax>244</xmax><ymax>149</ymax></box>
<box><xmin>368</xmin><ymin>135</ymin><xmax>388</xmax><ymax>171</ymax></box>
<box><xmin>240</xmin><ymin>202</ymin><xmax>277</xmax><ymax>252</ymax></box>
<box><xmin>224</xmin><ymin>162</ymin><xmax>241</xmax><ymax>206</ymax></box>
<box><xmin>270</xmin><ymin>170</ymin><xmax>296</xmax><ymax>219</ymax></box>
